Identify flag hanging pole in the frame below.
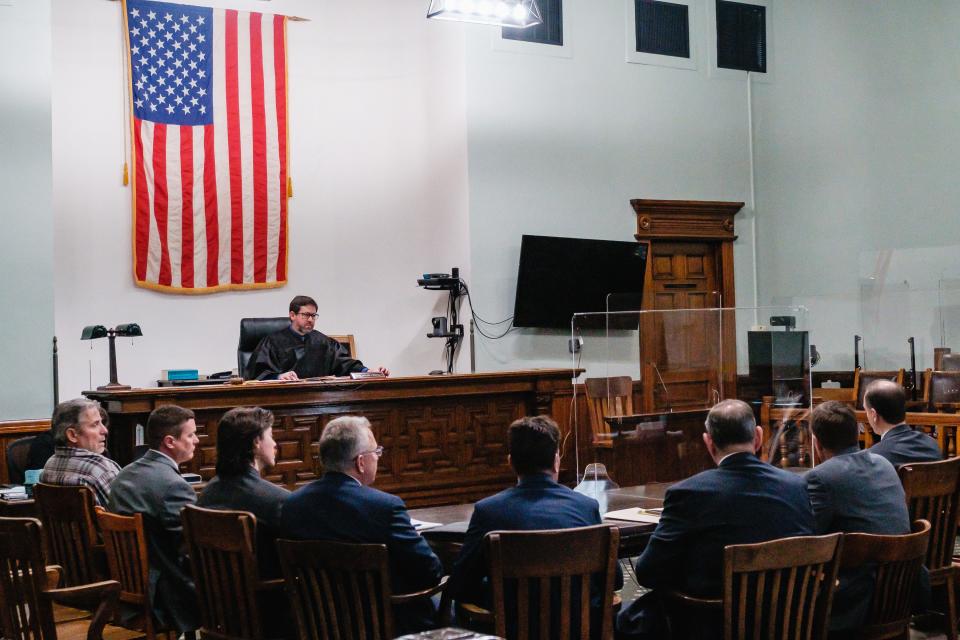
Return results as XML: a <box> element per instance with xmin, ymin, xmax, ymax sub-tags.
<box><xmin>103</xmin><ymin>0</ymin><xmax>311</xmax><ymax>21</ymax></box>
<box><xmin>120</xmin><ymin>0</ymin><xmax>132</xmax><ymax>185</ymax></box>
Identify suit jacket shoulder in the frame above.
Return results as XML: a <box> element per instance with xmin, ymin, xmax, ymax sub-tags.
<box><xmin>806</xmin><ymin>449</ymin><xmax>909</xmax><ymax>535</ymax></box>
<box><xmin>869</xmin><ymin>425</ymin><xmax>941</xmax><ymax>466</ymax></box>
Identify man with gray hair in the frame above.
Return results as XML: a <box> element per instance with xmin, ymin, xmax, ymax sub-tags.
<box><xmin>618</xmin><ymin>399</ymin><xmax>815</xmax><ymax>639</ymax></box>
<box><xmin>281</xmin><ymin>415</ymin><xmax>442</xmax><ymax>633</ymax></box>
<box><xmin>40</xmin><ymin>398</ymin><xmax>121</xmax><ymax>506</ymax></box>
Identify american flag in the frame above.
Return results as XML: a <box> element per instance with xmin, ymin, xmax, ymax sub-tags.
<box><xmin>125</xmin><ymin>0</ymin><xmax>288</xmax><ymax>292</ymax></box>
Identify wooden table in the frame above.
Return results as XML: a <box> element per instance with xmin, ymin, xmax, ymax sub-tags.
<box><xmin>85</xmin><ymin>369</ymin><xmax>576</xmax><ymax>508</ymax></box>
<box><xmin>409</xmin><ymin>483</ymin><xmax>670</xmax><ymax>570</ymax></box>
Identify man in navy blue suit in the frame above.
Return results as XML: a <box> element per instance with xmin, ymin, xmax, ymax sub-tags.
<box><xmin>280</xmin><ymin>415</ymin><xmax>443</xmax><ymax>633</ymax></box>
<box><xmin>447</xmin><ymin>415</ymin><xmax>619</xmax><ymax>632</ymax></box>
<box><xmin>618</xmin><ymin>399</ymin><xmax>815</xmax><ymax>639</ymax></box>
<box><xmin>865</xmin><ymin>380</ymin><xmax>941</xmax><ymax>466</ymax></box>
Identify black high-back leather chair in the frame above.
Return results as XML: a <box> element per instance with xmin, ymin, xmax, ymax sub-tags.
<box><xmin>6</xmin><ymin>436</ymin><xmax>37</xmax><ymax>484</ymax></box>
<box><xmin>238</xmin><ymin>317</ymin><xmax>291</xmax><ymax>378</ymax></box>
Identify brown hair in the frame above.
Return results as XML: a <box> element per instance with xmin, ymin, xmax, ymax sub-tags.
<box><xmin>146</xmin><ymin>405</ymin><xmax>195</xmax><ymax>450</ymax></box>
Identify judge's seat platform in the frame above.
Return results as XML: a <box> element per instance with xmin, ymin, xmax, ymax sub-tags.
<box><xmin>237</xmin><ymin>317</ymin><xmax>356</xmax><ymax>377</ymax></box>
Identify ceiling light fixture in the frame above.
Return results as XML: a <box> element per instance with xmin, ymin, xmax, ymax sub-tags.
<box><xmin>427</xmin><ymin>0</ymin><xmax>542</xmax><ymax>29</ymax></box>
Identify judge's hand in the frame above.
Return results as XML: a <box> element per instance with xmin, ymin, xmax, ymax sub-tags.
<box><xmin>278</xmin><ymin>371</ymin><xmax>300</xmax><ymax>381</ymax></box>
<box><xmin>374</xmin><ymin>366</ymin><xmax>390</xmax><ymax>377</ymax></box>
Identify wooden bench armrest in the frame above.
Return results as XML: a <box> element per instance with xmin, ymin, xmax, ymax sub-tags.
<box><xmin>455</xmin><ymin>601</ymin><xmax>494</xmax><ymax>626</ymax></box>
<box><xmin>392</xmin><ymin>574</ymin><xmax>448</xmax><ymax>605</ymax></box>
<box><xmin>256</xmin><ymin>578</ymin><xmax>285</xmax><ymax>592</ymax></box>
<box><xmin>46</xmin><ymin>580</ymin><xmax>121</xmax><ymax>640</ymax></box>
<box><xmin>45</xmin><ymin>565</ymin><xmax>63</xmax><ymax>590</ymax></box>
<box><xmin>663</xmin><ymin>590</ymin><xmax>722</xmax><ymax>611</ymax></box>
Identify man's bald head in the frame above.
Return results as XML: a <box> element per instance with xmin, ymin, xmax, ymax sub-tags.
<box><xmin>705</xmin><ymin>399</ymin><xmax>757</xmax><ymax>449</ymax></box>
<box><xmin>864</xmin><ymin>380</ymin><xmax>906</xmax><ymax>426</ymax></box>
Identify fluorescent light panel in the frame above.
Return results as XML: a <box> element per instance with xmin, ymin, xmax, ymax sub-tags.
<box><xmin>427</xmin><ymin>0</ymin><xmax>542</xmax><ymax>28</ymax></box>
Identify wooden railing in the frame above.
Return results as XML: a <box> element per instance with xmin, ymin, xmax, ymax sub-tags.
<box><xmin>759</xmin><ymin>397</ymin><xmax>960</xmax><ymax>465</ymax></box>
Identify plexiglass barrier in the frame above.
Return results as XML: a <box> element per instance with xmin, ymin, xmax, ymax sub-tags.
<box><xmin>569</xmin><ymin>306</ymin><xmax>814</xmax><ymax>490</ymax></box>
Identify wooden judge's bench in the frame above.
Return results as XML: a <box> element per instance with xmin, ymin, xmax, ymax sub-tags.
<box><xmin>84</xmin><ymin>369</ymin><xmax>576</xmax><ymax>508</ymax></box>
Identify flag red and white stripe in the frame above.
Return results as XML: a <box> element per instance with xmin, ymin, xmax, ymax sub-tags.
<box><xmin>125</xmin><ymin>0</ymin><xmax>288</xmax><ymax>292</ymax></box>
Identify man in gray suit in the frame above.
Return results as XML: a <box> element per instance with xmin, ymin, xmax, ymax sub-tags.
<box><xmin>865</xmin><ymin>380</ymin><xmax>941</xmax><ymax>466</ymax></box>
<box><xmin>108</xmin><ymin>405</ymin><xmax>200</xmax><ymax>633</ymax></box>
<box><xmin>806</xmin><ymin>400</ymin><xmax>911</xmax><ymax>631</ymax></box>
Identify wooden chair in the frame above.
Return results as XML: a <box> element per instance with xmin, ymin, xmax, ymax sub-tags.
<box><xmin>483</xmin><ymin>524</ymin><xmax>620</xmax><ymax>640</ymax></box>
<box><xmin>0</xmin><ymin>516</ymin><xmax>140</xmax><ymax>640</ymax></box>
<box><xmin>584</xmin><ymin>377</ymin><xmax>634</xmax><ymax>445</ymax></box>
<box><xmin>898</xmin><ymin>458</ymin><xmax>960</xmax><ymax>640</ymax></box>
<box><xmin>837</xmin><ymin>519</ymin><xmax>931</xmax><ymax>640</ymax></box>
<box><xmin>277</xmin><ymin>539</ymin><xmax>447</xmax><ymax>640</ymax></box>
<box><xmin>853</xmin><ymin>368</ymin><xmax>905</xmax><ymax>411</ymax></box>
<box><xmin>943</xmin><ymin>354</ymin><xmax>960</xmax><ymax>372</ymax></box>
<box><xmin>665</xmin><ymin>532</ymin><xmax>843</xmax><ymax>640</ymax></box>
<box><xmin>34</xmin><ymin>484</ymin><xmax>106</xmax><ymax>588</ymax></box>
<box><xmin>6</xmin><ymin>435</ymin><xmax>37</xmax><ymax>484</ymax></box>
<box><xmin>181</xmin><ymin>505</ymin><xmax>284</xmax><ymax>640</ymax></box>
<box><xmin>96</xmin><ymin>510</ymin><xmax>170</xmax><ymax>640</ymax></box>
<box><xmin>924</xmin><ymin>370</ymin><xmax>960</xmax><ymax>413</ymax></box>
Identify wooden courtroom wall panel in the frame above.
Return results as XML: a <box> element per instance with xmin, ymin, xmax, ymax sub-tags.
<box><xmin>87</xmin><ymin>370</ymin><xmax>572</xmax><ymax>508</ymax></box>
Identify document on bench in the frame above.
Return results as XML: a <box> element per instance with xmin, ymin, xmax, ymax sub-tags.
<box><xmin>603</xmin><ymin>507</ymin><xmax>663</xmax><ymax>524</ymax></box>
<box><xmin>411</xmin><ymin>518</ymin><xmax>442</xmax><ymax>532</ymax></box>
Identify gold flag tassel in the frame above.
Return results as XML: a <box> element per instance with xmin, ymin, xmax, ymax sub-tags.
<box><xmin>287</xmin><ymin>176</ymin><xmax>293</xmax><ymax>198</ymax></box>
<box><xmin>123</xmin><ymin>162</ymin><xmax>129</xmax><ymax>186</ymax></box>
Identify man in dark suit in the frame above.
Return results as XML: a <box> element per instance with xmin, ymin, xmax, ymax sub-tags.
<box><xmin>108</xmin><ymin>405</ymin><xmax>200</xmax><ymax>633</ymax></box>
<box><xmin>618</xmin><ymin>399</ymin><xmax>815</xmax><ymax>639</ymax></box>
<box><xmin>865</xmin><ymin>380</ymin><xmax>941</xmax><ymax>466</ymax></box>
<box><xmin>447</xmin><ymin>414</ymin><xmax>620</xmax><ymax>631</ymax></box>
<box><xmin>280</xmin><ymin>415</ymin><xmax>442</xmax><ymax>634</ymax></box>
<box><xmin>806</xmin><ymin>400</ymin><xmax>911</xmax><ymax>631</ymax></box>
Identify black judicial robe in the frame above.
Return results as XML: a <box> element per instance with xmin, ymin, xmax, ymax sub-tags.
<box><xmin>245</xmin><ymin>327</ymin><xmax>366</xmax><ymax>380</ymax></box>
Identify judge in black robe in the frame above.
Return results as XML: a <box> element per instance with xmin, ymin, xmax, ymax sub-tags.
<box><xmin>246</xmin><ymin>327</ymin><xmax>367</xmax><ymax>380</ymax></box>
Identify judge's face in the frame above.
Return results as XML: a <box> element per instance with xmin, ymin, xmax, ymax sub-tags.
<box><xmin>254</xmin><ymin>427</ymin><xmax>278</xmax><ymax>469</ymax></box>
<box><xmin>68</xmin><ymin>406</ymin><xmax>108</xmax><ymax>454</ymax></box>
<box><xmin>289</xmin><ymin>304</ymin><xmax>318</xmax><ymax>335</ymax></box>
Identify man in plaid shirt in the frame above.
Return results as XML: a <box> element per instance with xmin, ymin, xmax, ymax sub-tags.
<box><xmin>40</xmin><ymin>398</ymin><xmax>121</xmax><ymax>506</ymax></box>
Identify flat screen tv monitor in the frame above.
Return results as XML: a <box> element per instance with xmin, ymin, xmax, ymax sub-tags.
<box><xmin>512</xmin><ymin>235</ymin><xmax>648</xmax><ymax>329</ymax></box>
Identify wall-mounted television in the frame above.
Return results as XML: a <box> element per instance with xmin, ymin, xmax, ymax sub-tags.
<box><xmin>512</xmin><ymin>235</ymin><xmax>648</xmax><ymax>329</ymax></box>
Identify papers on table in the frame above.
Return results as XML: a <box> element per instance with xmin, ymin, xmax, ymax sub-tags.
<box><xmin>604</xmin><ymin>507</ymin><xmax>663</xmax><ymax>524</ymax></box>
<box><xmin>0</xmin><ymin>486</ymin><xmax>28</xmax><ymax>501</ymax></box>
<box><xmin>411</xmin><ymin>518</ymin><xmax>442</xmax><ymax>532</ymax></box>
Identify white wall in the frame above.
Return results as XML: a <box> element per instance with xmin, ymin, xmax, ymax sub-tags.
<box><xmin>50</xmin><ymin>0</ymin><xmax>470</xmax><ymax>400</ymax></box>
<box><xmin>752</xmin><ymin>1</ymin><xmax>960</xmax><ymax>372</ymax></box>
<box><xmin>463</xmin><ymin>0</ymin><xmax>755</xmax><ymax>375</ymax></box>
<box><xmin>0</xmin><ymin>0</ymin><xmax>55</xmax><ymax>419</ymax></box>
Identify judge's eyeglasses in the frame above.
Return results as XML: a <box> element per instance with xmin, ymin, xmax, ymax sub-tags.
<box><xmin>297</xmin><ymin>312</ymin><xmax>319</xmax><ymax>319</ymax></box>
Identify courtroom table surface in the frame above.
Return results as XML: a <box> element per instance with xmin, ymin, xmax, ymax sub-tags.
<box><xmin>409</xmin><ymin>483</ymin><xmax>670</xmax><ymax>569</ymax></box>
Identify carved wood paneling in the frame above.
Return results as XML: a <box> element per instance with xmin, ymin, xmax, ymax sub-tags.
<box><xmin>86</xmin><ymin>370</ymin><xmax>573</xmax><ymax>508</ymax></box>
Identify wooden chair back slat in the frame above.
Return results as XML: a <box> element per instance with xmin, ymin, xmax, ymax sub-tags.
<box><xmin>96</xmin><ymin>509</ymin><xmax>159</xmax><ymax>640</ymax></box>
<box><xmin>485</xmin><ymin>524</ymin><xmax>619</xmax><ymax>640</ymax></box>
<box><xmin>33</xmin><ymin>484</ymin><xmax>102</xmax><ymax>587</ymax></box>
<box><xmin>838</xmin><ymin>519</ymin><xmax>931</xmax><ymax>639</ymax></box>
<box><xmin>0</xmin><ymin>518</ymin><xmax>58</xmax><ymax>640</ymax></box>
<box><xmin>584</xmin><ymin>377</ymin><xmax>634</xmax><ymax>440</ymax></box>
<box><xmin>898</xmin><ymin>457</ymin><xmax>960</xmax><ymax>570</ymax></box>
<box><xmin>721</xmin><ymin>533</ymin><xmax>842</xmax><ymax>640</ymax></box>
<box><xmin>277</xmin><ymin>539</ymin><xmax>394</xmax><ymax>640</ymax></box>
<box><xmin>181</xmin><ymin>505</ymin><xmax>263</xmax><ymax>640</ymax></box>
